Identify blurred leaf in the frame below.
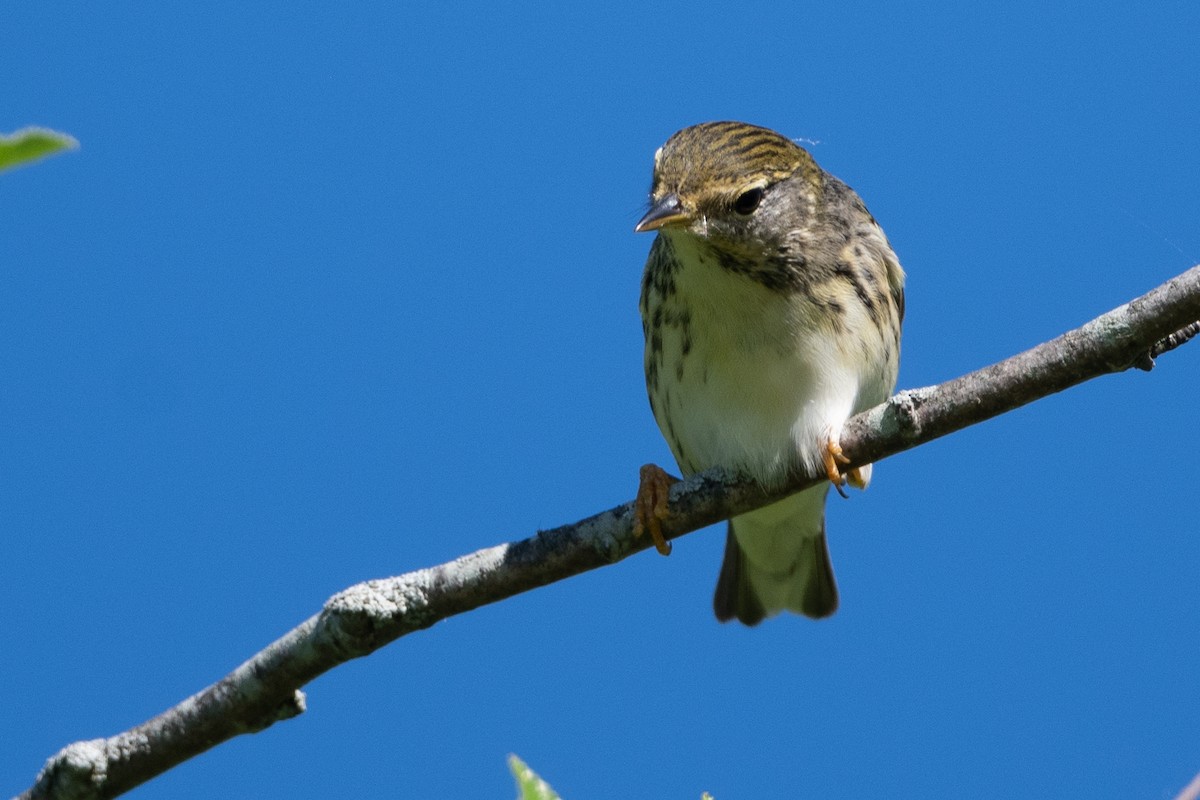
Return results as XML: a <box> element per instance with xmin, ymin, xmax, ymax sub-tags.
<box><xmin>508</xmin><ymin>755</ymin><xmax>562</xmax><ymax>800</ymax></box>
<box><xmin>0</xmin><ymin>127</ymin><xmax>78</xmax><ymax>173</ymax></box>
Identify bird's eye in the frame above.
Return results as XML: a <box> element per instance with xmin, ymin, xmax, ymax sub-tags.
<box><xmin>733</xmin><ymin>187</ymin><xmax>764</xmax><ymax>215</ymax></box>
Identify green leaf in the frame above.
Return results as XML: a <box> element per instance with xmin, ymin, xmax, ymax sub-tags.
<box><xmin>508</xmin><ymin>755</ymin><xmax>562</xmax><ymax>800</ymax></box>
<box><xmin>0</xmin><ymin>127</ymin><xmax>78</xmax><ymax>173</ymax></box>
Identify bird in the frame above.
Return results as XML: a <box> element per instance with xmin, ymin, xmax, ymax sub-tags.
<box><xmin>632</xmin><ymin>120</ymin><xmax>905</xmax><ymax>625</ymax></box>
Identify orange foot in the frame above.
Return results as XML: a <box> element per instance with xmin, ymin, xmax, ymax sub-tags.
<box><xmin>633</xmin><ymin>463</ymin><xmax>678</xmax><ymax>556</ymax></box>
<box><xmin>822</xmin><ymin>438</ymin><xmax>866</xmax><ymax>499</ymax></box>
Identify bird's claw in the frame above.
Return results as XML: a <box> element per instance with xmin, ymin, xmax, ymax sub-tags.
<box><xmin>822</xmin><ymin>438</ymin><xmax>866</xmax><ymax>499</ymax></box>
<box><xmin>633</xmin><ymin>463</ymin><xmax>678</xmax><ymax>555</ymax></box>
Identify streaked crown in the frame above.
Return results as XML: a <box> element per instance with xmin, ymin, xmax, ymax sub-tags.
<box><xmin>649</xmin><ymin>121</ymin><xmax>817</xmax><ymax>203</ymax></box>
<box><xmin>636</xmin><ymin>121</ymin><xmax>823</xmax><ymax>235</ymax></box>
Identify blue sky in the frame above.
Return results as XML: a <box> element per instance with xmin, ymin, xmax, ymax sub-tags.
<box><xmin>4</xmin><ymin>4</ymin><xmax>1199</xmax><ymax>798</ymax></box>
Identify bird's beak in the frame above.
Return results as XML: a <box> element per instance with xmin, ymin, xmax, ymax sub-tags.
<box><xmin>635</xmin><ymin>194</ymin><xmax>690</xmax><ymax>233</ymax></box>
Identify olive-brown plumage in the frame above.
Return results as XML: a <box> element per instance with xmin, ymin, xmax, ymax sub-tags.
<box><xmin>635</xmin><ymin>121</ymin><xmax>904</xmax><ymax>624</ymax></box>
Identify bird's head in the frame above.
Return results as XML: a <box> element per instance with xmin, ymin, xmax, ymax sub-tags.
<box><xmin>635</xmin><ymin>121</ymin><xmax>822</xmax><ymax>251</ymax></box>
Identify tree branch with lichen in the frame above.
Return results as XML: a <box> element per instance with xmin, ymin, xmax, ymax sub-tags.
<box><xmin>16</xmin><ymin>264</ymin><xmax>1200</xmax><ymax>800</ymax></box>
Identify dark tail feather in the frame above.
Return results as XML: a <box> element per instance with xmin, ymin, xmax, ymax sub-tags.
<box><xmin>713</xmin><ymin>524</ymin><xmax>767</xmax><ymax>626</ymax></box>
<box><xmin>801</xmin><ymin>530</ymin><xmax>839</xmax><ymax>619</ymax></box>
<box><xmin>713</xmin><ymin>522</ymin><xmax>838</xmax><ymax>625</ymax></box>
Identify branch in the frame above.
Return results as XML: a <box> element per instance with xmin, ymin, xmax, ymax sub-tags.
<box><xmin>17</xmin><ymin>265</ymin><xmax>1200</xmax><ymax>800</ymax></box>
<box><xmin>1176</xmin><ymin>770</ymin><xmax>1200</xmax><ymax>800</ymax></box>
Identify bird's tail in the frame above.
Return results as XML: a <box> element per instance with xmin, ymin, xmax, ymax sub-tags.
<box><xmin>713</xmin><ymin>487</ymin><xmax>838</xmax><ymax>625</ymax></box>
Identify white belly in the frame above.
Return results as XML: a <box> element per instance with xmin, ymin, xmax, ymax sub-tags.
<box><xmin>647</xmin><ymin>232</ymin><xmax>893</xmax><ymax>485</ymax></box>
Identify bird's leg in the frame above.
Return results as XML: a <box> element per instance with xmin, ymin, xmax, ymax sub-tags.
<box><xmin>633</xmin><ymin>463</ymin><xmax>678</xmax><ymax>556</ymax></box>
<box><xmin>822</xmin><ymin>437</ymin><xmax>867</xmax><ymax>498</ymax></box>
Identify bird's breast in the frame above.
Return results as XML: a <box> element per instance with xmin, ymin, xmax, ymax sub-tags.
<box><xmin>643</xmin><ymin>233</ymin><xmax>862</xmax><ymax>484</ymax></box>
